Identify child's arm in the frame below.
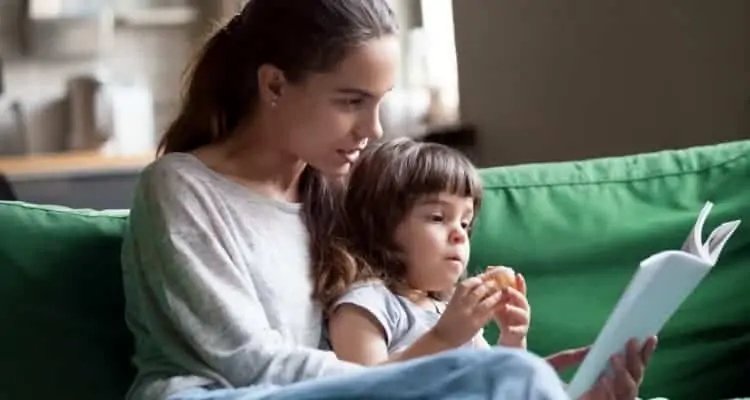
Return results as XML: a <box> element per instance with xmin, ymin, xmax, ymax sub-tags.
<box><xmin>328</xmin><ymin>304</ymin><xmax>455</xmax><ymax>366</ymax></box>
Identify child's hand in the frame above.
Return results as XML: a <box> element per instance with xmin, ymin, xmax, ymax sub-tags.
<box><xmin>494</xmin><ymin>272</ymin><xmax>530</xmax><ymax>349</ymax></box>
<box><xmin>430</xmin><ymin>277</ymin><xmax>504</xmax><ymax>348</ymax></box>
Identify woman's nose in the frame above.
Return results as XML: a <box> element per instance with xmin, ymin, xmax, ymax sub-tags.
<box><xmin>358</xmin><ymin>106</ymin><xmax>383</xmax><ymax>140</ymax></box>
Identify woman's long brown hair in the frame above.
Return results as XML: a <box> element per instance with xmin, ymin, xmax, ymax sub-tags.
<box><xmin>156</xmin><ymin>0</ymin><xmax>397</xmax><ymax>305</ymax></box>
<box><xmin>312</xmin><ymin>138</ymin><xmax>484</xmax><ymax>312</ymax></box>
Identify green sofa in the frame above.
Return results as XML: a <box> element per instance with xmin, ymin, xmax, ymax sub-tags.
<box><xmin>1</xmin><ymin>140</ymin><xmax>748</xmax><ymax>400</ymax></box>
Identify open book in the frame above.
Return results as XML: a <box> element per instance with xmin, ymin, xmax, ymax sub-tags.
<box><xmin>566</xmin><ymin>202</ymin><xmax>741</xmax><ymax>399</ymax></box>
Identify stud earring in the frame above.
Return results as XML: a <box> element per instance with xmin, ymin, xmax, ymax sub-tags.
<box><xmin>270</xmin><ymin>99</ymin><xmax>278</xmax><ymax>108</ymax></box>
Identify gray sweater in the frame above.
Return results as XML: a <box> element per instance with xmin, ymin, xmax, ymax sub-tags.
<box><xmin>121</xmin><ymin>153</ymin><xmax>360</xmax><ymax>400</ymax></box>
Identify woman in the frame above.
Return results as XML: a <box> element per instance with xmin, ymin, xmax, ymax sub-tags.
<box><xmin>121</xmin><ymin>1</ymin><xmax>656</xmax><ymax>399</ymax></box>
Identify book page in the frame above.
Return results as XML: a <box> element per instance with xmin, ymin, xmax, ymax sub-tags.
<box><xmin>680</xmin><ymin>202</ymin><xmax>713</xmax><ymax>259</ymax></box>
<box><xmin>704</xmin><ymin>221</ymin><xmax>741</xmax><ymax>264</ymax></box>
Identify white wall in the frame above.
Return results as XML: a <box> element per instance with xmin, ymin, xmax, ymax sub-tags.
<box><xmin>453</xmin><ymin>0</ymin><xmax>749</xmax><ymax>166</ymax></box>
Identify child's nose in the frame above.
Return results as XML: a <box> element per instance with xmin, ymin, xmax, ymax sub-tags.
<box><xmin>450</xmin><ymin>228</ymin><xmax>467</xmax><ymax>244</ymax></box>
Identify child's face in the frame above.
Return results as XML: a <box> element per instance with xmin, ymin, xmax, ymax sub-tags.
<box><xmin>393</xmin><ymin>192</ymin><xmax>474</xmax><ymax>292</ymax></box>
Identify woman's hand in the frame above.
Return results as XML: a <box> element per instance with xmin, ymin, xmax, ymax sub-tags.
<box><xmin>582</xmin><ymin>337</ymin><xmax>658</xmax><ymax>400</ymax></box>
<box><xmin>493</xmin><ymin>273</ymin><xmax>530</xmax><ymax>349</ymax></box>
<box><xmin>430</xmin><ymin>277</ymin><xmax>504</xmax><ymax>348</ymax></box>
<box><xmin>546</xmin><ymin>336</ymin><xmax>658</xmax><ymax>400</ymax></box>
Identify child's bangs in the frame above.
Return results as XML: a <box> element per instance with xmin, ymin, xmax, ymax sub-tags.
<box><xmin>408</xmin><ymin>146</ymin><xmax>483</xmax><ymax>203</ymax></box>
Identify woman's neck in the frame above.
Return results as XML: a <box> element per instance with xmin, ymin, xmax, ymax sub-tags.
<box><xmin>195</xmin><ymin>120</ymin><xmax>306</xmax><ymax>203</ymax></box>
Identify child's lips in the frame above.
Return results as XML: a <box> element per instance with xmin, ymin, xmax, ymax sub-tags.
<box><xmin>445</xmin><ymin>256</ymin><xmax>464</xmax><ymax>268</ymax></box>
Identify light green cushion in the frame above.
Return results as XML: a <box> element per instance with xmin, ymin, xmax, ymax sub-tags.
<box><xmin>469</xmin><ymin>140</ymin><xmax>750</xmax><ymax>399</ymax></box>
<box><xmin>0</xmin><ymin>202</ymin><xmax>133</xmax><ymax>399</ymax></box>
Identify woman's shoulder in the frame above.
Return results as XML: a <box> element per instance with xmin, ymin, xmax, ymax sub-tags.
<box><xmin>137</xmin><ymin>152</ymin><xmax>231</xmax><ymax>204</ymax></box>
<box><xmin>129</xmin><ymin>152</ymin><xmax>228</xmax><ymax>220</ymax></box>
<box><xmin>141</xmin><ymin>152</ymin><xmax>210</xmax><ymax>188</ymax></box>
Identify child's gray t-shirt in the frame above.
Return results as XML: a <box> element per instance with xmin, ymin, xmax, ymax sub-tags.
<box><xmin>329</xmin><ymin>281</ymin><xmax>481</xmax><ymax>353</ymax></box>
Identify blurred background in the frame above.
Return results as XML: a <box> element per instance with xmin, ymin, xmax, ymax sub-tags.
<box><xmin>0</xmin><ymin>0</ymin><xmax>746</xmax><ymax>209</ymax></box>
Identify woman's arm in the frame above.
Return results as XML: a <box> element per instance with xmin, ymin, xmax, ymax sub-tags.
<box><xmin>124</xmin><ymin>163</ymin><xmax>361</xmax><ymax>388</ymax></box>
<box><xmin>327</xmin><ymin>304</ymin><xmax>455</xmax><ymax>366</ymax></box>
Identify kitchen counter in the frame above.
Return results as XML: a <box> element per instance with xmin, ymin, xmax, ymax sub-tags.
<box><xmin>0</xmin><ymin>150</ymin><xmax>155</xmax><ymax>181</ymax></box>
<box><xmin>0</xmin><ymin>151</ymin><xmax>155</xmax><ymax>208</ymax></box>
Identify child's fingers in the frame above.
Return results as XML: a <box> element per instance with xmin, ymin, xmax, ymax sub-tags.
<box><xmin>465</xmin><ymin>280</ymin><xmax>496</xmax><ymax>306</ymax></box>
<box><xmin>505</xmin><ymin>325</ymin><xmax>529</xmax><ymax>336</ymax></box>
<box><xmin>497</xmin><ymin>304</ymin><xmax>530</xmax><ymax>325</ymax></box>
<box><xmin>516</xmin><ymin>273</ymin><xmax>527</xmax><ymax>296</ymax></box>
<box><xmin>455</xmin><ymin>276</ymin><xmax>483</xmax><ymax>297</ymax></box>
<box><xmin>476</xmin><ymin>290</ymin><xmax>504</xmax><ymax>316</ymax></box>
<box><xmin>501</xmin><ymin>287</ymin><xmax>530</xmax><ymax>310</ymax></box>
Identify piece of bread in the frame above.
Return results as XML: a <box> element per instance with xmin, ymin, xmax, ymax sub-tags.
<box><xmin>481</xmin><ymin>266</ymin><xmax>517</xmax><ymax>292</ymax></box>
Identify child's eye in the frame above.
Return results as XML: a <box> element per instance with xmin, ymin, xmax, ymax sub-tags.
<box><xmin>428</xmin><ymin>214</ymin><xmax>444</xmax><ymax>223</ymax></box>
<box><xmin>460</xmin><ymin>221</ymin><xmax>471</xmax><ymax>229</ymax></box>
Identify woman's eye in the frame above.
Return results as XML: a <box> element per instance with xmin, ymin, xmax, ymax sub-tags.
<box><xmin>339</xmin><ymin>98</ymin><xmax>365</xmax><ymax>109</ymax></box>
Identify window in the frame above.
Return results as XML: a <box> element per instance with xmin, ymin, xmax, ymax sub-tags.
<box><xmin>419</xmin><ymin>0</ymin><xmax>459</xmax><ymax>115</ymax></box>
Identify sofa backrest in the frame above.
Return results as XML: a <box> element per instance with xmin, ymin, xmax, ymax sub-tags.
<box><xmin>1</xmin><ymin>139</ymin><xmax>748</xmax><ymax>400</ymax></box>
<box><xmin>0</xmin><ymin>203</ymin><xmax>133</xmax><ymax>400</ymax></box>
<box><xmin>468</xmin><ymin>139</ymin><xmax>750</xmax><ymax>399</ymax></box>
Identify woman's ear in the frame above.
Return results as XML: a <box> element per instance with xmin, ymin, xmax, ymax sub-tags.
<box><xmin>257</xmin><ymin>63</ymin><xmax>286</xmax><ymax>107</ymax></box>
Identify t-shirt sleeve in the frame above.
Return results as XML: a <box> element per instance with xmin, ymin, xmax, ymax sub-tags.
<box><xmin>331</xmin><ymin>282</ymin><xmax>405</xmax><ymax>346</ymax></box>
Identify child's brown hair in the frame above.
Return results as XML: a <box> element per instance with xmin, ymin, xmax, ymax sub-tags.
<box><xmin>312</xmin><ymin>138</ymin><xmax>483</xmax><ymax>312</ymax></box>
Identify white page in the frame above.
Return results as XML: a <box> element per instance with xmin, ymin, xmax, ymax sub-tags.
<box><xmin>705</xmin><ymin>221</ymin><xmax>741</xmax><ymax>264</ymax></box>
<box><xmin>681</xmin><ymin>202</ymin><xmax>713</xmax><ymax>258</ymax></box>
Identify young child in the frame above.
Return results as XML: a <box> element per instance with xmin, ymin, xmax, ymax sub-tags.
<box><xmin>315</xmin><ymin>138</ymin><xmax>531</xmax><ymax>366</ymax></box>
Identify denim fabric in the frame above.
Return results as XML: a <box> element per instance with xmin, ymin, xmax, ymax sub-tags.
<box><xmin>168</xmin><ymin>347</ymin><xmax>569</xmax><ymax>400</ymax></box>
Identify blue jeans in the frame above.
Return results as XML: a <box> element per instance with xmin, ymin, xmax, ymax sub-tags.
<box><xmin>168</xmin><ymin>347</ymin><xmax>570</xmax><ymax>400</ymax></box>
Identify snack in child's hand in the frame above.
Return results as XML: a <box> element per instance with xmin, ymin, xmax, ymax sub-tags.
<box><xmin>481</xmin><ymin>266</ymin><xmax>517</xmax><ymax>292</ymax></box>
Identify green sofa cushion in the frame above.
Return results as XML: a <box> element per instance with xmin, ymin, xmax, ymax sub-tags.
<box><xmin>468</xmin><ymin>140</ymin><xmax>750</xmax><ymax>399</ymax></box>
<box><xmin>0</xmin><ymin>202</ymin><xmax>134</xmax><ymax>400</ymax></box>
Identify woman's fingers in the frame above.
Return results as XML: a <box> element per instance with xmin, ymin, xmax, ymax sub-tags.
<box><xmin>641</xmin><ymin>336</ymin><xmax>658</xmax><ymax>365</ymax></box>
<box><xmin>625</xmin><ymin>339</ymin><xmax>645</xmax><ymax>385</ymax></box>
<box><xmin>611</xmin><ymin>353</ymin><xmax>638</xmax><ymax>399</ymax></box>
<box><xmin>594</xmin><ymin>376</ymin><xmax>617</xmax><ymax>400</ymax></box>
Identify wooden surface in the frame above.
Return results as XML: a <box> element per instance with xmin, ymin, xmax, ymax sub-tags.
<box><xmin>0</xmin><ymin>150</ymin><xmax>156</xmax><ymax>179</ymax></box>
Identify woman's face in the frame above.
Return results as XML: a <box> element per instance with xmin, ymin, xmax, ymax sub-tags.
<box><xmin>273</xmin><ymin>36</ymin><xmax>400</xmax><ymax>176</ymax></box>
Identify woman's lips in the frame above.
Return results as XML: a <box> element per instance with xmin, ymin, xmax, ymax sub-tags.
<box><xmin>338</xmin><ymin>149</ymin><xmax>361</xmax><ymax>163</ymax></box>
